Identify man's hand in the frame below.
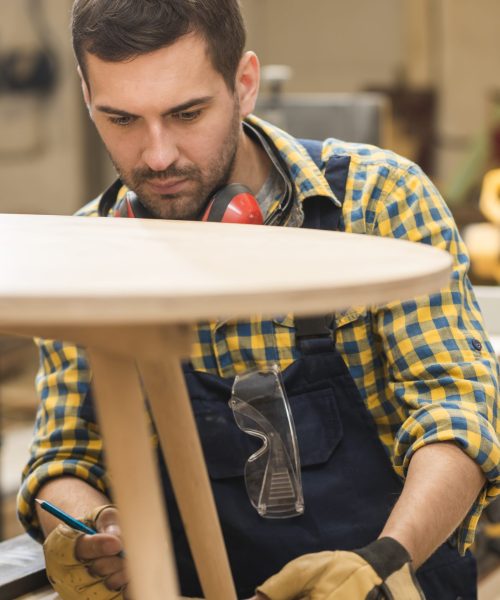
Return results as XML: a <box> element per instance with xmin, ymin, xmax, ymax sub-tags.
<box><xmin>254</xmin><ymin>538</ymin><xmax>424</xmax><ymax>600</ymax></box>
<box><xmin>76</xmin><ymin>506</ymin><xmax>128</xmax><ymax>593</ymax></box>
<box><xmin>43</xmin><ymin>504</ymin><xmax>129</xmax><ymax>600</ymax></box>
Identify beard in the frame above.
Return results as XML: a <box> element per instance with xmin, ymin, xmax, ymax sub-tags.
<box><xmin>106</xmin><ymin>103</ymin><xmax>241</xmax><ymax>220</ymax></box>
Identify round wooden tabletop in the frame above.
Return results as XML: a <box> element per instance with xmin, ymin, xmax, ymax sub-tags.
<box><xmin>0</xmin><ymin>214</ymin><xmax>452</xmax><ymax>325</ymax></box>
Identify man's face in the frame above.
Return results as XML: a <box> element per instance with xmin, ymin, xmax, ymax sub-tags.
<box><xmin>84</xmin><ymin>34</ymin><xmax>242</xmax><ymax>219</ymax></box>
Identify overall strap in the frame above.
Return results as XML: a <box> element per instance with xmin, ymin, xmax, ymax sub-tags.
<box><xmin>298</xmin><ymin>138</ymin><xmax>351</xmax><ymax>231</ymax></box>
<box><xmin>294</xmin><ymin>139</ymin><xmax>351</xmax><ymax>347</ymax></box>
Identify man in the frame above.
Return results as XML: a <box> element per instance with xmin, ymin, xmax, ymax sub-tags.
<box><xmin>17</xmin><ymin>1</ymin><xmax>500</xmax><ymax>599</ymax></box>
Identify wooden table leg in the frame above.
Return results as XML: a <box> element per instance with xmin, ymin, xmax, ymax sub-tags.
<box><xmin>139</xmin><ymin>346</ymin><xmax>237</xmax><ymax>600</ymax></box>
<box><xmin>87</xmin><ymin>346</ymin><xmax>179</xmax><ymax>600</ymax></box>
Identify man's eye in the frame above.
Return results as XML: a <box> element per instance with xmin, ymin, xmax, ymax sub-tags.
<box><xmin>173</xmin><ymin>110</ymin><xmax>202</xmax><ymax>122</ymax></box>
<box><xmin>109</xmin><ymin>116</ymin><xmax>134</xmax><ymax>127</ymax></box>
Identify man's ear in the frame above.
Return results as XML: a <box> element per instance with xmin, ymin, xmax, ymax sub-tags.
<box><xmin>235</xmin><ymin>51</ymin><xmax>260</xmax><ymax>118</ymax></box>
<box><xmin>77</xmin><ymin>65</ymin><xmax>92</xmax><ymax>118</ymax></box>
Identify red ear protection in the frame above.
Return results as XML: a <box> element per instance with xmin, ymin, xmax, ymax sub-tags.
<box><xmin>115</xmin><ymin>183</ymin><xmax>263</xmax><ymax>225</ymax></box>
<box><xmin>202</xmin><ymin>183</ymin><xmax>263</xmax><ymax>224</ymax></box>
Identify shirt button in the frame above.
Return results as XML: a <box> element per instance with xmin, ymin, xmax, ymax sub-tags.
<box><xmin>471</xmin><ymin>338</ymin><xmax>482</xmax><ymax>352</ymax></box>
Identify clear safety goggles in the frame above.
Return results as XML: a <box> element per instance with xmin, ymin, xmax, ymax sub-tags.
<box><xmin>229</xmin><ymin>365</ymin><xmax>304</xmax><ymax>518</ymax></box>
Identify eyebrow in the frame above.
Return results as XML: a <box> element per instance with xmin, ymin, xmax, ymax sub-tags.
<box><xmin>95</xmin><ymin>96</ymin><xmax>214</xmax><ymax>118</ymax></box>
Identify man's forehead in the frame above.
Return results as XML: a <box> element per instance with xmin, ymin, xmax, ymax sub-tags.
<box><xmin>84</xmin><ymin>38</ymin><xmax>225</xmax><ymax>112</ymax></box>
<box><xmin>84</xmin><ymin>32</ymin><xmax>212</xmax><ymax>81</ymax></box>
<box><xmin>85</xmin><ymin>38</ymin><xmax>222</xmax><ymax>106</ymax></box>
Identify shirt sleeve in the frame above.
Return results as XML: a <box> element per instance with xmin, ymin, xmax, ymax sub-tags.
<box><xmin>17</xmin><ymin>338</ymin><xmax>111</xmax><ymax>542</ymax></box>
<box><xmin>372</xmin><ymin>162</ymin><xmax>500</xmax><ymax>552</ymax></box>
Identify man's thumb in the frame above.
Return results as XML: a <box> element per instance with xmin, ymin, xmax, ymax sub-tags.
<box><xmin>93</xmin><ymin>504</ymin><xmax>121</xmax><ymax>536</ymax></box>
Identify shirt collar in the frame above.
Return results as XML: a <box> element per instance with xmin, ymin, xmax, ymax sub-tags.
<box><xmin>245</xmin><ymin>114</ymin><xmax>337</xmax><ymax>205</ymax></box>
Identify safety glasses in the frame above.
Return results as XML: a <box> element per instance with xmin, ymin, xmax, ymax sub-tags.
<box><xmin>229</xmin><ymin>365</ymin><xmax>304</xmax><ymax>518</ymax></box>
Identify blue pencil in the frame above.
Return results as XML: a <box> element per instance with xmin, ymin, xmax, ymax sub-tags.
<box><xmin>36</xmin><ymin>498</ymin><xmax>126</xmax><ymax>558</ymax></box>
<box><xmin>36</xmin><ymin>498</ymin><xmax>97</xmax><ymax>535</ymax></box>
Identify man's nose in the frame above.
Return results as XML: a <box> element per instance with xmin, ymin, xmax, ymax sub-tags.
<box><xmin>141</xmin><ymin>125</ymin><xmax>180</xmax><ymax>172</ymax></box>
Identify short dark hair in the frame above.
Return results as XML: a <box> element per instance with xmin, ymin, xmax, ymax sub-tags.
<box><xmin>72</xmin><ymin>0</ymin><xmax>246</xmax><ymax>90</ymax></box>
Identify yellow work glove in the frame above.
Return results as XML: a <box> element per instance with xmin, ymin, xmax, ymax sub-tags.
<box><xmin>256</xmin><ymin>537</ymin><xmax>425</xmax><ymax>600</ymax></box>
<box><xmin>43</xmin><ymin>504</ymin><xmax>127</xmax><ymax>600</ymax></box>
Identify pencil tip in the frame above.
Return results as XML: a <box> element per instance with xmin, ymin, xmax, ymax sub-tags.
<box><xmin>35</xmin><ymin>498</ymin><xmax>43</xmax><ymax>505</ymax></box>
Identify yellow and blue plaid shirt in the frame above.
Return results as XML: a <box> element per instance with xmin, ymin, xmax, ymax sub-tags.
<box><xmin>18</xmin><ymin>115</ymin><xmax>500</xmax><ymax>552</ymax></box>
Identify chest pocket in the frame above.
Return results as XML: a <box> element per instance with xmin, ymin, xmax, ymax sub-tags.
<box><xmin>192</xmin><ymin>386</ymin><xmax>343</xmax><ymax>480</ymax></box>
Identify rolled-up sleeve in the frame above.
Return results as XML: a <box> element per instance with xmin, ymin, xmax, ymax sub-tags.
<box><xmin>373</xmin><ymin>163</ymin><xmax>500</xmax><ymax>551</ymax></box>
<box><xmin>17</xmin><ymin>339</ymin><xmax>111</xmax><ymax>542</ymax></box>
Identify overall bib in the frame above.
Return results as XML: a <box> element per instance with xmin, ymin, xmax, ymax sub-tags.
<box><xmin>155</xmin><ymin>145</ymin><xmax>477</xmax><ymax>599</ymax></box>
<box><xmin>161</xmin><ymin>332</ymin><xmax>477</xmax><ymax>599</ymax></box>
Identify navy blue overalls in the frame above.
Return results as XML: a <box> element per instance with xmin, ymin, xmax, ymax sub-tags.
<box><xmin>96</xmin><ymin>141</ymin><xmax>478</xmax><ymax>599</ymax></box>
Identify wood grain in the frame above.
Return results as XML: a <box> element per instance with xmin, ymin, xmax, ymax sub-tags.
<box><xmin>87</xmin><ymin>346</ymin><xmax>179</xmax><ymax>600</ymax></box>
<box><xmin>0</xmin><ymin>214</ymin><xmax>452</xmax><ymax>326</ymax></box>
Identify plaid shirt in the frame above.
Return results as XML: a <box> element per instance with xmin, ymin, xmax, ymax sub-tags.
<box><xmin>18</xmin><ymin>115</ymin><xmax>500</xmax><ymax>553</ymax></box>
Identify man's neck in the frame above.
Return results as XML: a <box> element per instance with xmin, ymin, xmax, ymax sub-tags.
<box><xmin>230</xmin><ymin>124</ymin><xmax>272</xmax><ymax>195</ymax></box>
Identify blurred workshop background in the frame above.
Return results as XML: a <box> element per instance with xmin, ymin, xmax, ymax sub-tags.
<box><xmin>0</xmin><ymin>0</ymin><xmax>499</xmax><ymax>595</ymax></box>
